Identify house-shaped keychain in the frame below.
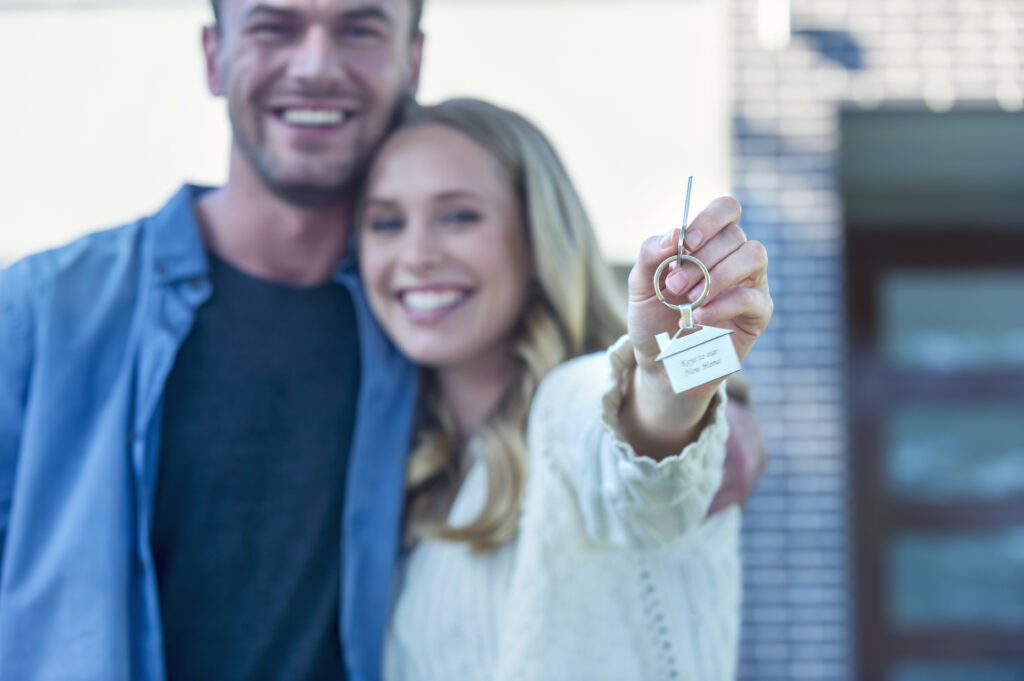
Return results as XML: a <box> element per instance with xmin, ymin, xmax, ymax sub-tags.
<box><xmin>654</xmin><ymin>325</ymin><xmax>741</xmax><ymax>394</ymax></box>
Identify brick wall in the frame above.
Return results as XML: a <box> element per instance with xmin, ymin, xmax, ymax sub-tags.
<box><xmin>728</xmin><ymin>1</ymin><xmax>1023</xmax><ymax>679</ymax></box>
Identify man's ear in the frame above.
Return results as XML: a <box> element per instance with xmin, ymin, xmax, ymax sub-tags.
<box><xmin>202</xmin><ymin>25</ymin><xmax>225</xmax><ymax>96</ymax></box>
<box><xmin>406</xmin><ymin>32</ymin><xmax>425</xmax><ymax>96</ymax></box>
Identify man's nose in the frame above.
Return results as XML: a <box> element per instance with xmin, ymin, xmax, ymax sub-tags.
<box><xmin>289</xmin><ymin>26</ymin><xmax>344</xmax><ymax>90</ymax></box>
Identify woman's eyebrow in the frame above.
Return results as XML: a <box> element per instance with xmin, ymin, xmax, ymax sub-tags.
<box><xmin>434</xmin><ymin>190</ymin><xmax>485</xmax><ymax>201</ymax></box>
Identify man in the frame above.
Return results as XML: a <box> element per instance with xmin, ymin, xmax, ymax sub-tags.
<box><xmin>0</xmin><ymin>1</ymin><xmax>763</xmax><ymax>679</ymax></box>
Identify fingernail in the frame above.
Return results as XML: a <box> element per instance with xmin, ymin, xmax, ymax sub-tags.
<box><xmin>685</xmin><ymin>229</ymin><xmax>703</xmax><ymax>250</ymax></box>
<box><xmin>688</xmin><ymin>284</ymin><xmax>705</xmax><ymax>302</ymax></box>
<box><xmin>667</xmin><ymin>268</ymin><xmax>689</xmax><ymax>294</ymax></box>
<box><xmin>659</xmin><ymin>229</ymin><xmax>675</xmax><ymax>248</ymax></box>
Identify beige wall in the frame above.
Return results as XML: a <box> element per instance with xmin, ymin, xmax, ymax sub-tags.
<box><xmin>0</xmin><ymin>1</ymin><xmax>730</xmax><ymax>265</ymax></box>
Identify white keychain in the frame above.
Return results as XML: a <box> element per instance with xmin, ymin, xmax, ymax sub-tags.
<box><xmin>652</xmin><ymin>177</ymin><xmax>741</xmax><ymax>394</ymax></box>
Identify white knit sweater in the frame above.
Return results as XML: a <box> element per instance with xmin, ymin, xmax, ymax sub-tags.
<box><xmin>383</xmin><ymin>338</ymin><xmax>742</xmax><ymax>681</ymax></box>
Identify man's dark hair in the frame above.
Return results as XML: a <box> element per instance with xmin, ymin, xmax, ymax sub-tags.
<box><xmin>209</xmin><ymin>0</ymin><xmax>425</xmax><ymax>39</ymax></box>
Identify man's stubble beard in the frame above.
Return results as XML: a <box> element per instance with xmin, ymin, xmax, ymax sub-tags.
<box><xmin>235</xmin><ymin>119</ymin><xmax>367</xmax><ymax>208</ymax></box>
<box><xmin>230</xmin><ymin>94</ymin><xmax>414</xmax><ymax>209</ymax></box>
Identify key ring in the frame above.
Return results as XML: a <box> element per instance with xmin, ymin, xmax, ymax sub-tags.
<box><xmin>653</xmin><ymin>254</ymin><xmax>711</xmax><ymax>310</ymax></box>
<box><xmin>652</xmin><ymin>176</ymin><xmax>711</xmax><ymax>332</ymax></box>
<box><xmin>650</xmin><ymin>176</ymin><xmax>743</xmax><ymax>393</ymax></box>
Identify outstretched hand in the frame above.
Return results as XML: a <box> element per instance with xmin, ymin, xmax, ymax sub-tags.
<box><xmin>626</xmin><ymin>197</ymin><xmax>772</xmax><ymax>400</ymax></box>
<box><xmin>618</xmin><ymin>197</ymin><xmax>773</xmax><ymax>462</ymax></box>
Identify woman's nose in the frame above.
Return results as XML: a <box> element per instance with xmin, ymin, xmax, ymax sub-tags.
<box><xmin>398</xmin><ymin>225</ymin><xmax>443</xmax><ymax>273</ymax></box>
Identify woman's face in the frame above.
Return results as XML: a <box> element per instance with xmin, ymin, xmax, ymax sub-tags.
<box><xmin>359</xmin><ymin>123</ymin><xmax>533</xmax><ymax>373</ymax></box>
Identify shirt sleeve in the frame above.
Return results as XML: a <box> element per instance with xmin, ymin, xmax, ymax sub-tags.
<box><xmin>0</xmin><ymin>259</ymin><xmax>35</xmax><ymax>569</ymax></box>
<box><xmin>528</xmin><ymin>336</ymin><xmax>730</xmax><ymax>551</ymax></box>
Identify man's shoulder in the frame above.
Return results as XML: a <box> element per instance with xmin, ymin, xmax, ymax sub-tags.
<box><xmin>1</xmin><ymin>185</ymin><xmax>202</xmax><ymax>293</ymax></box>
<box><xmin>0</xmin><ymin>220</ymin><xmax>151</xmax><ymax>361</ymax></box>
<box><xmin>1</xmin><ymin>220</ymin><xmax>147</xmax><ymax>294</ymax></box>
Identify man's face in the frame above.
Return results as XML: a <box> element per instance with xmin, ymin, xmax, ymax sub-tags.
<box><xmin>204</xmin><ymin>0</ymin><xmax>423</xmax><ymax>206</ymax></box>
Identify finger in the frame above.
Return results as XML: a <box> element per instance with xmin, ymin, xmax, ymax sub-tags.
<box><xmin>666</xmin><ymin>223</ymin><xmax>748</xmax><ymax>296</ymax></box>
<box><xmin>628</xmin><ymin>228</ymin><xmax>684</xmax><ymax>301</ymax></box>
<box><xmin>682</xmin><ymin>196</ymin><xmax>742</xmax><ymax>253</ymax></box>
<box><xmin>692</xmin><ymin>286</ymin><xmax>773</xmax><ymax>340</ymax></box>
<box><xmin>630</xmin><ymin>197</ymin><xmax>747</xmax><ymax>302</ymax></box>
<box><xmin>679</xmin><ymin>239</ymin><xmax>767</xmax><ymax>307</ymax></box>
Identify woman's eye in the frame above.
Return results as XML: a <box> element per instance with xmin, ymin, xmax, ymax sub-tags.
<box><xmin>368</xmin><ymin>216</ymin><xmax>404</xmax><ymax>233</ymax></box>
<box><xmin>440</xmin><ymin>210</ymin><xmax>482</xmax><ymax>227</ymax></box>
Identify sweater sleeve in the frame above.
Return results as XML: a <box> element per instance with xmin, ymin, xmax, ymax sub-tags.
<box><xmin>529</xmin><ymin>336</ymin><xmax>730</xmax><ymax>551</ymax></box>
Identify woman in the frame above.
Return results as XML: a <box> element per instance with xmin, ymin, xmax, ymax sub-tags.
<box><xmin>358</xmin><ymin>99</ymin><xmax>772</xmax><ymax>680</ymax></box>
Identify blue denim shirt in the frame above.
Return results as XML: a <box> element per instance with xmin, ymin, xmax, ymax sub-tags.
<box><xmin>0</xmin><ymin>185</ymin><xmax>417</xmax><ymax>681</ymax></box>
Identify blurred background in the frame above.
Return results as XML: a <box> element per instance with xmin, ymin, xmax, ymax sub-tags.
<box><xmin>1</xmin><ymin>0</ymin><xmax>1023</xmax><ymax>679</ymax></box>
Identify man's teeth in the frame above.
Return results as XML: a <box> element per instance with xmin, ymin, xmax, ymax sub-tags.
<box><xmin>281</xmin><ymin>109</ymin><xmax>346</xmax><ymax>127</ymax></box>
<box><xmin>402</xmin><ymin>290</ymin><xmax>466</xmax><ymax>312</ymax></box>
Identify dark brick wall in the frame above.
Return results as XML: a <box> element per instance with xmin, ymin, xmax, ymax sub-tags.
<box><xmin>727</xmin><ymin>1</ymin><xmax>1023</xmax><ymax>679</ymax></box>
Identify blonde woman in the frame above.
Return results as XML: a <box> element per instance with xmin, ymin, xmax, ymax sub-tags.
<box><xmin>358</xmin><ymin>99</ymin><xmax>772</xmax><ymax>680</ymax></box>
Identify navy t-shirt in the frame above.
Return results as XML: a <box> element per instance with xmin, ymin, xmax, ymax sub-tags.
<box><xmin>152</xmin><ymin>252</ymin><xmax>360</xmax><ymax>680</ymax></box>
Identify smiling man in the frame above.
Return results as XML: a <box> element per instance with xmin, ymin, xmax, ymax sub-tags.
<box><xmin>0</xmin><ymin>1</ymin><xmax>765</xmax><ymax>680</ymax></box>
<box><xmin>0</xmin><ymin>1</ymin><xmax>422</xmax><ymax>680</ymax></box>
<box><xmin>207</xmin><ymin>0</ymin><xmax>421</xmax><ymax>211</ymax></box>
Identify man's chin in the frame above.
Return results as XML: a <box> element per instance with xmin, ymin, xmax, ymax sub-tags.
<box><xmin>265</xmin><ymin>180</ymin><xmax>351</xmax><ymax>208</ymax></box>
<box><xmin>241</xmin><ymin>139</ymin><xmax>371</xmax><ymax>207</ymax></box>
<box><xmin>258</xmin><ymin>166</ymin><xmax>359</xmax><ymax>208</ymax></box>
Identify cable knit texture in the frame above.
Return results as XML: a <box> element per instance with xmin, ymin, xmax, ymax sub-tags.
<box><xmin>384</xmin><ymin>337</ymin><xmax>742</xmax><ymax>681</ymax></box>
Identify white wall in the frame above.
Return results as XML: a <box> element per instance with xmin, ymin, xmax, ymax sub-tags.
<box><xmin>0</xmin><ymin>0</ymin><xmax>730</xmax><ymax>265</ymax></box>
<box><xmin>0</xmin><ymin>7</ymin><xmax>227</xmax><ymax>263</ymax></box>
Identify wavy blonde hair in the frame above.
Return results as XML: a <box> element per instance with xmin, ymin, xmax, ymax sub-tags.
<box><xmin>393</xmin><ymin>99</ymin><xmax>627</xmax><ymax>551</ymax></box>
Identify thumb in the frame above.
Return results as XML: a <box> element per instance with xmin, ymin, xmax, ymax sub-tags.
<box><xmin>628</xmin><ymin>229</ymin><xmax>687</xmax><ymax>303</ymax></box>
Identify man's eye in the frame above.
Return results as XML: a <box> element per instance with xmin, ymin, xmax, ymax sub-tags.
<box><xmin>251</xmin><ymin>23</ymin><xmax>294</xmax><ymax>38</ymax></box>
<box><xmin>440</xmin><ymin>210</ymin><xmax>482</xmax><ymax>227</ymax></box>
<box><xmin>339</xmin><ymin>24</ymin><xmax>384</xmax><ymax>41</ymax></box>
<box><xmin>369</xmin><ymin>216</ymin><xmax>404</xmax><ymax>233</ymax></box>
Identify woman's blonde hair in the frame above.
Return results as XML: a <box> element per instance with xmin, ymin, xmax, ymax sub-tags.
<box><xmin>394</xmin><ymin>98</ymin><xmax>627</xmax><ymax>551</ymax></box>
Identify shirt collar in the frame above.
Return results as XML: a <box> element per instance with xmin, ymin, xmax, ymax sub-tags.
<box><xmin>148</xmin><ymin>184</ymin><xmax>213</xmax><ymax>286</ymax></box>
<box><xmin>150</xmin><ymin>184</ymin><xmax>363</xmax><ymax>286</ymax></box>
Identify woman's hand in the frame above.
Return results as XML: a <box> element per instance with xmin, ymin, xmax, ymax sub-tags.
<box><xmin>619</xmin><ymin>197</ymin><xmax>773</xmax><ymax>458</ymax></box>
<box><xmin>627</xmin><ymin>197</ymin><xmax>772</xmax><ymax>397</ymax></box>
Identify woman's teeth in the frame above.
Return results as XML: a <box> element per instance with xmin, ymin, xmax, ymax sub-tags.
<box><xmin>402</xmin><ymin>290</ymin><xmax>467</xmax><ymax>312</ymax></box>
<box><xmin>281</xmin><ymin>108</ymin><xmax>346</xmax><ymax>127</ymax></box>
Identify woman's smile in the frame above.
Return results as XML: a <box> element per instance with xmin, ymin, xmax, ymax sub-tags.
<box><xmin>359</xmin><ymin>122</ymin><xmax>532</xmax><ymax>373</ymax></box>
<box><xmin>397</xmin><ymin>285</ymin><xmax>474</xmax><ymax>322</ymax></box>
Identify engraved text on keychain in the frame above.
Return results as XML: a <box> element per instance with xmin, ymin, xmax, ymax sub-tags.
<box><xmin>652</xmin><ymin>177</ymin><xmax>742</xmax><ymax>393</ymax></box>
